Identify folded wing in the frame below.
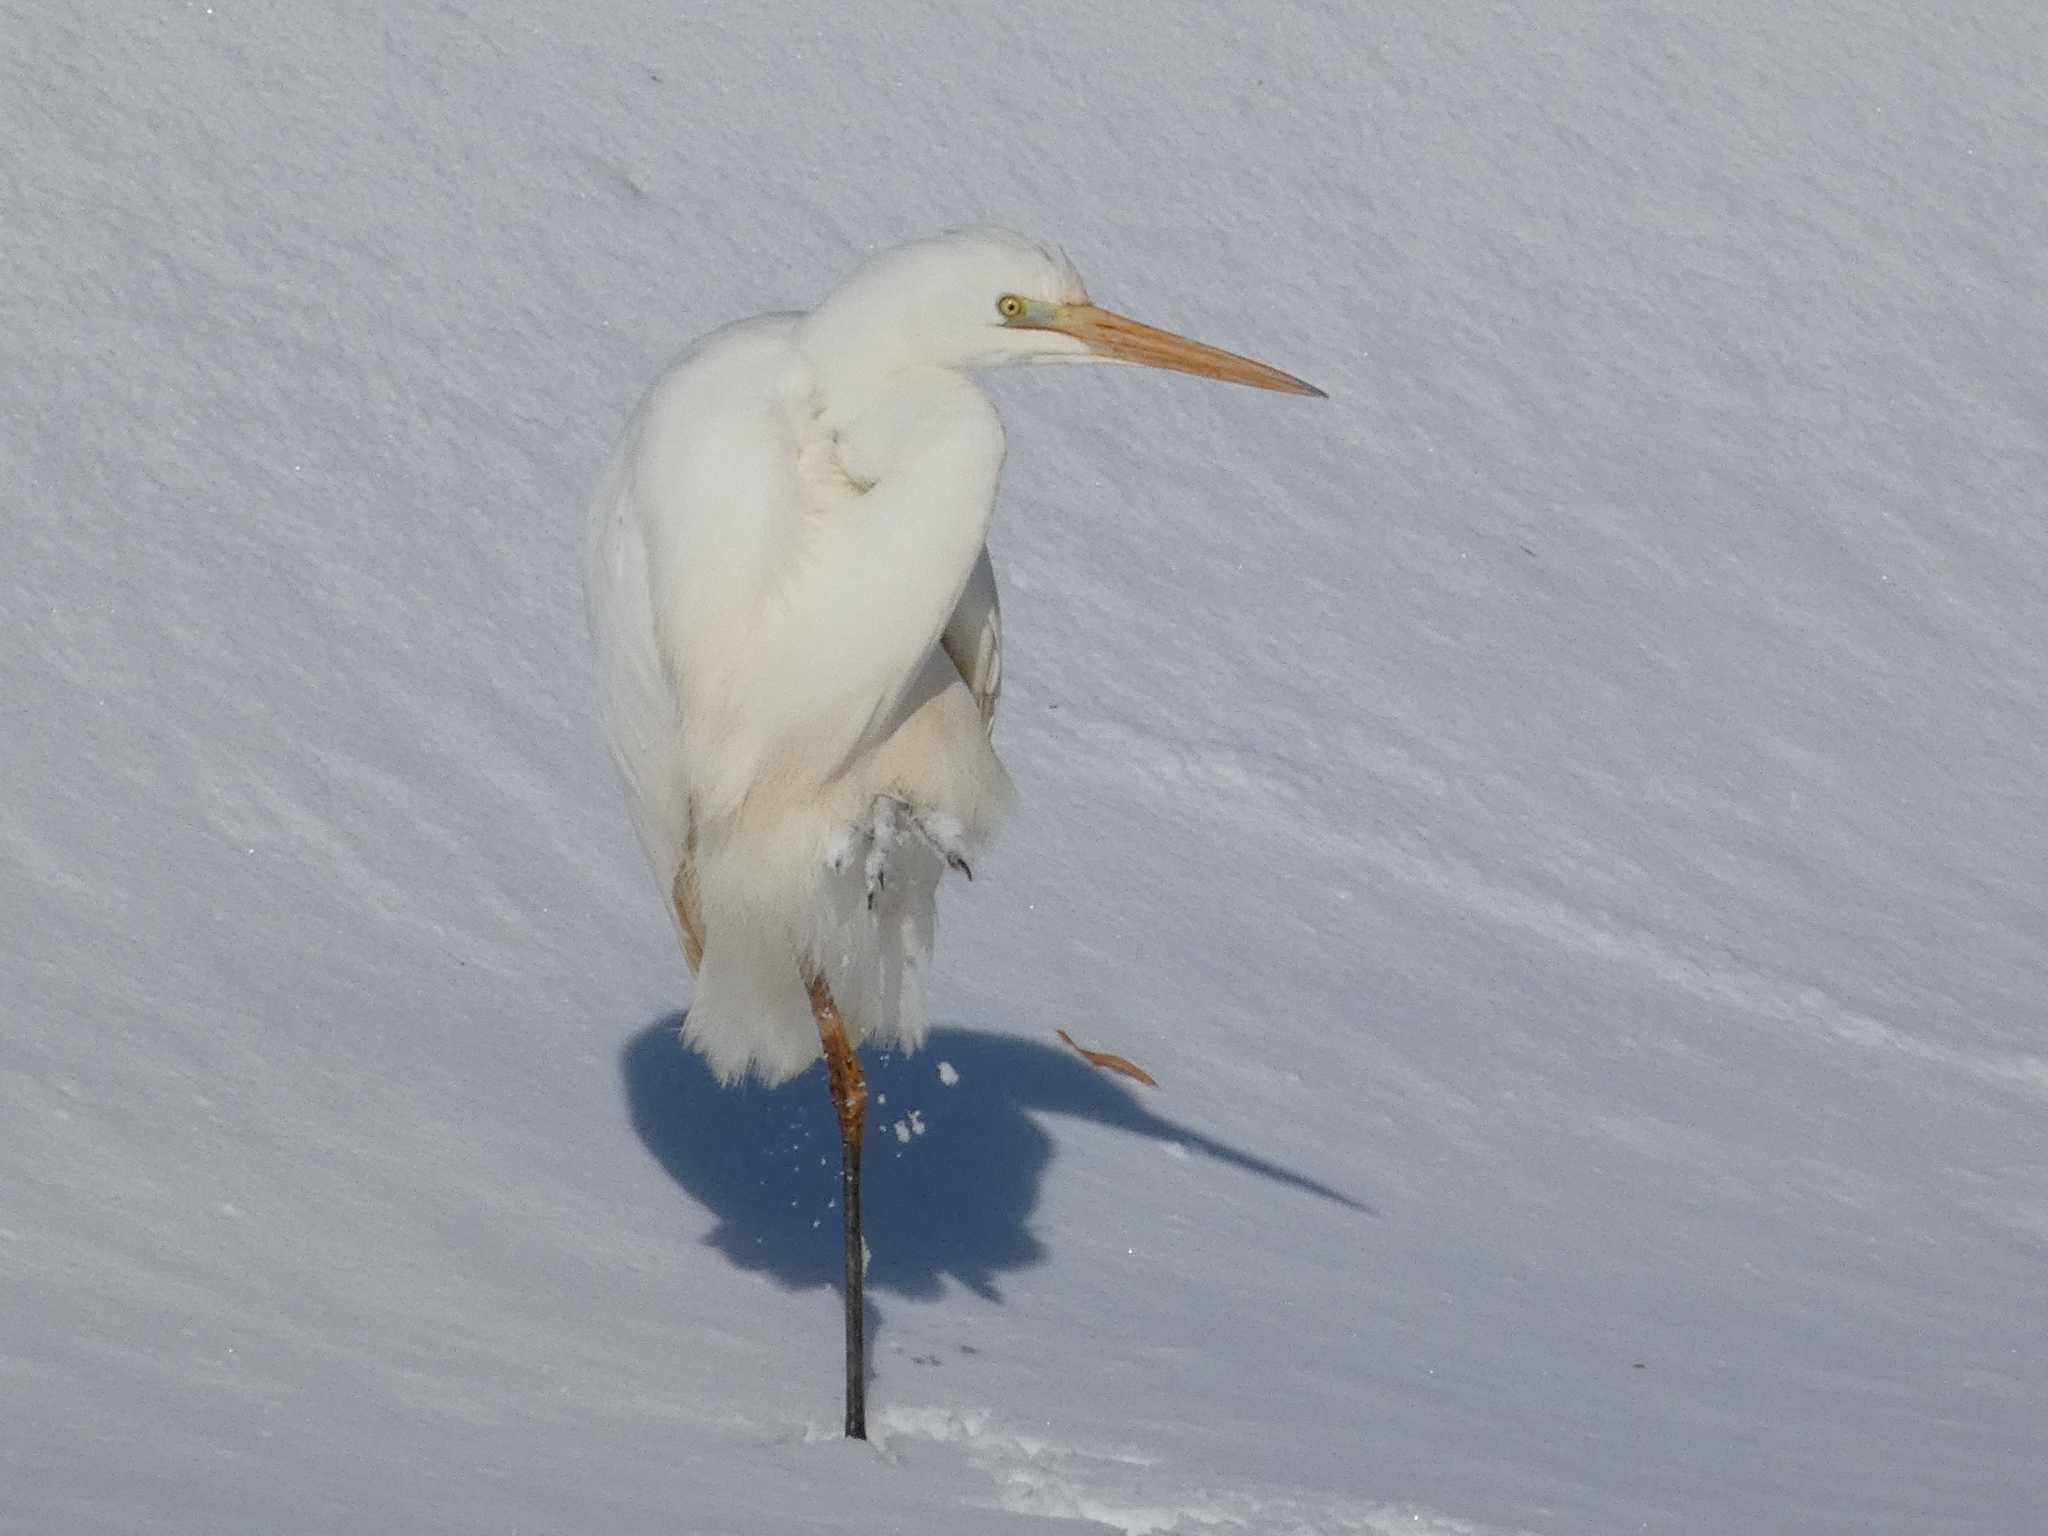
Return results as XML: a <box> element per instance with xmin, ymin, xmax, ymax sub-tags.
<box><xmin>940</xmin><ymin>544</ymin><xmax>1002</xmax><ymax>735</ymax></box>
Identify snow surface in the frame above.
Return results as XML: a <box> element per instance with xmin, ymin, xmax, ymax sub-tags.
<box><xmin>5</xmin><ymin>4</ymin><xmax>2045</xmax><ymax>1533</ymax></box>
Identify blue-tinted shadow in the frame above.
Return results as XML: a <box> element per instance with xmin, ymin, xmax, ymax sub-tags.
<box><xmin>622</xmin><ymin>1017</ymin><xmax>1367</xmax><ymax>1304</ymax></box>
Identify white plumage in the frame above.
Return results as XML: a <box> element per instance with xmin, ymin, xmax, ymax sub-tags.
<box><xmin>585</xmin><ymin>226</ymin><xmax>1319</xmax><ymax>1438</ymax></box>
<box><xmin>585</xmin><ymin>227</ymin><xmax>1320</xmax><ymax>1085</ymax></box>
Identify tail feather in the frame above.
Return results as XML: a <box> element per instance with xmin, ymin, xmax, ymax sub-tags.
<box><xmin>674</xmin><ymin>815</ymin><xmax>943</xmax><ymax>1086</ymax></box>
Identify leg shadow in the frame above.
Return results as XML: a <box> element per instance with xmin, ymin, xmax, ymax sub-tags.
<box><xmin>622</xmin><ymin>1017</ymin><xmax>1368</xmax><ymax>1305</ymax></box>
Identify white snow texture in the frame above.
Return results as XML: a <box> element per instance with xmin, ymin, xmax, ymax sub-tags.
<box><xmin>4</xmin><ymin>5</ymin><xmax>2044</xmax><ymax>1535</ymax></box>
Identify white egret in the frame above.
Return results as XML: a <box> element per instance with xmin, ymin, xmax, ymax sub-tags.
<box><xmin>585</xmin><ymin>227</ymin><xmax>1320</xmax><ymax>1437</ymax></box>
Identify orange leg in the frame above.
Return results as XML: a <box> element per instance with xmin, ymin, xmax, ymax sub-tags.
<box><xmin>810</xmin><ymin>976</ymin><xmax>868</xmax><ymax>1438</ymax></box>
<box><xmin>671</xmin><ymin>832</ymin><xmax>706</xmax><ymax>974</ymax></box>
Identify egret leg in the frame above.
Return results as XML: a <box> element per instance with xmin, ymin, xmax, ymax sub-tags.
<box><xmin>670</xmin><ymin>849</ymin><xmax>705</xmax><ymax>974</ymax></box>
<box><xmin>809</xmin><ymin>975</ymin><xmax>868</xmax><ymax>1438</ymax></box>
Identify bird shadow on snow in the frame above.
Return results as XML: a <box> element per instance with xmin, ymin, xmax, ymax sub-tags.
<box><xmin>623</xmin><ymin>1017</ymin><xmax>1368</xmax><ymax>1307</ymax></box>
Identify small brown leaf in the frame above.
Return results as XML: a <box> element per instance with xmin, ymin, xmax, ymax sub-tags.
<box><xmin>1056</xmin><ymin>1029</ymin><xmax>1158</xmax><ymax>1088</ymax></box>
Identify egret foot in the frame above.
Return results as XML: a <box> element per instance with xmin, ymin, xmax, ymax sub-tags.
<box><xmin>827</xmin><ymin>796</ymin><xmax>973</xmax><ymax>909</ymax></box>
<box><xmin>906</xmin><ymin>806</ymin><xmax>973</xmax><ymax>881</ymax></box>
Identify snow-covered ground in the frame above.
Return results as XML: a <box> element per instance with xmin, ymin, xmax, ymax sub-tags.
<box><xmin>5</xmin><ymin>4</ymin><xmax>2044</xmax><ymax>1532</ymax></box>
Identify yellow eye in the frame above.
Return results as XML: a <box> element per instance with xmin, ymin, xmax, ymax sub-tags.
<box><xmin>996</xmin><ymin>294</ymin><xmax>1026</xmax><ymax>320</ymax></box>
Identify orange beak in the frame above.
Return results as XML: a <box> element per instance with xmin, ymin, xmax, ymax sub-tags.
<box><xmin>1049</xmin><ymin>303</ymin><xmax>1325</xmax><ymax>397</ymax></box>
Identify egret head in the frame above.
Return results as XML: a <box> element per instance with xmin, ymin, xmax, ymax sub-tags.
<box><xmin>797</xmin><ymin>227</ymin><xmax>1323</xmax><ymax>403</ymax></box>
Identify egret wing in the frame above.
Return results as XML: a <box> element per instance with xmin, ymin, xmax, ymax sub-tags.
<box><xmin>584</xmin><ymin>318</ymin><xmax>811</xmax><ymax>975</ymax></box>
<box><xmin>586</xmin><ymin>451</ymin><xmax>683</xmax><ymax>866</ymax></box>
<box><xmin>940</xmin><ymin>544</ymin><xmax>1002</xmax><ymax>734</ymax></box>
